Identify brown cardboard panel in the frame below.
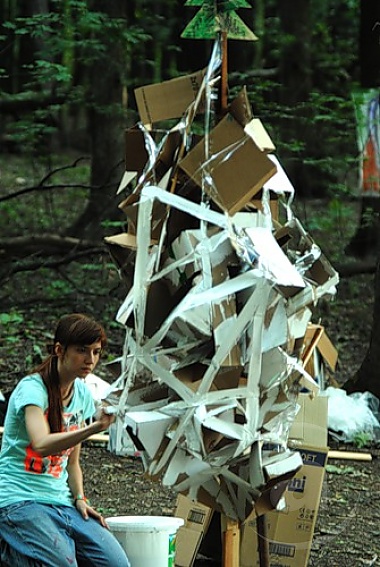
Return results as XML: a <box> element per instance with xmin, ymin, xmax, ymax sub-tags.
<box><xmin>248</xmin><ymin>195</ymin><xmax>279</xmax><ymax>221</ymax></box>
<box><xmin>306</xmin><ymin>254</ymin><xmax>337</xmax><ymax>287</ymax></box>
<box><xmin>175</xmin><ymin>528</ymin><xmax>202</xmax><ymax>567</ymax></box>
<box><xmin>134</xmin><ymin>69</ymin><xmax>206</xmax><ymax>125</ymax></box>
<box><xmin>125</xmin><ymin>127</ymin><xmax>182</xmax><ymax>187</ymax></box>
<box><xmin>179</xmin><ymin>114</ymin><xmax>277</xmax><ymax>215</ymax></box>
<box><xmin>229</xmin><ymin>86</ymin><xmax>253</xmax><ymax>127</ymax></box>
<box><xmin>104</xmin><ymin>233</ymin><xmax>160</xmax><ymax>290</ymax></box>
<box><xmin>104</xmin><ymin>233</ymin><xmax>158</xmax><ymax>249</ymax></box>
<box><xmin>104</xmin><ymin>235</ymin><xmax>137</xmax><ymax>290</ymax></box>
<box><xmin>241</xmin><ymin>446</ymin><xmax>329</xmax><ymax>567</ymax></box>
<box><xmin>175</xmin><ymin>494</ymin><xmax>213</xmax><ymax>567</ymax></box>
<box><xmin>118</xmin><ymin>191</ymin><xmax>168</xmax><ymax>241</ymax></box>
<box><xmin>122</xmin><ymin>278</ymin><xmax>177</xmax><ymax>338</ymax></box>
<box><xmin>125</xmin><ymin>127</ymin><xmax>149</xmax><ymax>177</ymax></box>
<box><xmin>119</xmin><ymin>183</ymin><xmax>202</xmax><ymax>244</ymax></box>
<box><xmin>302</xmin><ymin>324</ymin><xmax>338</xmax><ymax>372</ymax></box>
<box><xmin>317</xmin><ymin>330</ymin><xmax>338</xmax><ymax>371</ymax></box>
<box><xmin>174</xmin><ymin>364</ymin><xmax>211</xmax><ymax>393</ymax></box>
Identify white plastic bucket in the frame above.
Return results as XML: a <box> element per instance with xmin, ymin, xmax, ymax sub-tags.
<box><xmin>106</xmin><ymin>515</ymin><xmax>184</xmax><ymax>567</ymax></box>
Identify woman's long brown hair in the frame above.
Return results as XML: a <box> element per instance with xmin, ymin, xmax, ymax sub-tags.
<box><xmin>32</xmin><ymin>313</ymin><xmax>107</xmax><ymax>433</ymax></box>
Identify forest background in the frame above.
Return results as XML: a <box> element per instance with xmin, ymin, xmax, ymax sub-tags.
<box><xmin>2</xmin><ymin>3</ymin><xmax>380</xmax><ymax>566</ymax></box>
<box><xmin>0</xmin><ymin>0</ymin><xmax>379</xmax><ymax>406</ymax></box>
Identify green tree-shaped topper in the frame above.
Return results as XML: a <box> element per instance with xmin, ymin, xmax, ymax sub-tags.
<box><xmin>181</xmin><ymin>0</ymin><xmax>257</xmax><ymax>40</ymax></box>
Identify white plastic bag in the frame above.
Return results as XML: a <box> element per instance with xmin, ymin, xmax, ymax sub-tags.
<box><xmin>320</xmin><ymin>386</ymin><xmax>380</xmax><ymax>443</ymax></box>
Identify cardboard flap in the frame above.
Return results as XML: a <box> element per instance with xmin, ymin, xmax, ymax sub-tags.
<box><xmin>244</xmin><ymin>118</ymin><xmax>276</xmax><ymax>153</ymax></box>
<box><xmin>134</xmin><ymin>69</ymin><xmax>206</xmax><ymax>125</ymax></box>
<box><xmin>229</xmin><ymin>87</ymin><xmax>253</xmax><ymax>127</ymax></box>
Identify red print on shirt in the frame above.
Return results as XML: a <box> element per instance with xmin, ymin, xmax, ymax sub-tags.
<box><xmin>24</xmin><ymin>409</ymin><xmax>82</xmax><ymax>477</ymax></box>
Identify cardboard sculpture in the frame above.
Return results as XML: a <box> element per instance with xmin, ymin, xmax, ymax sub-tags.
<box><xmin>103</xmin><ymin>38</ymin><xmax>339</xmax><ymax>525</ymax></box>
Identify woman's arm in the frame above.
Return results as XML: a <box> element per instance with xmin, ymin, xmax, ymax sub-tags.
<box><xmin>67</xmin><ymin>443</ymin><xmax>108</xmax><ymax>527</ymax></box>
<box><xmin>67</xmin><ymin>443</ymin><xmax>85</xmax><ymax>500</ymax></box>
<box><xmin>25</xmin><ymin>404</ymin><xmax>114</xmax><ymax>457</ymax></box>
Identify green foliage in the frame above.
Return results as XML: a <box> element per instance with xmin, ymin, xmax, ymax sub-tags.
<box><xmin>0</xmin><ymin>0</ymin><xmax>369</xmax><ymax>263</ymax></box>
<box><xmin>326</xmin><ymin>464</ymin><xmax>357</xmax><ymax>475</ymax></box>
<box><xmin>352</xmin><ymin>431</ymin><xmax>373</xmax><ymax>449</ymax></box>
<box><xmin>0</xmin><ymin>153</ymin><xmax>91</xmax><ymax>236</ymax></box>
<box><xmin>100</xmin><ymin>220</ymin><xmax>125</xmax><ymax>230</ymax></box>
<box><xmin>1</xmin><ymin>0</ymin><xmax>148</xmax><ymax>153</ymax></box>
<box><xmin>0</xmin><ymin>311</ymin><xmax>24</xmax><ymax>343</ymax></box>
<box><xmin>44</xmin><ymin>278</ymin><xmax>73</xmax><ymax>299</ymax></box>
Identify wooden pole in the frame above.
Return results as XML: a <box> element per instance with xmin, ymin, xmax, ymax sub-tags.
<box><xmin>222</xmin><ymin>516</ymin><xmax>240</xmax><ymax>567</ymax></box>
<box><xmin>219</xmin><ymin>31</ymin><xmax>229</xmax><ymax>117</ymax></box>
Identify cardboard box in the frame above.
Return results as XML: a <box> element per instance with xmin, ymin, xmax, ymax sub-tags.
<box><xmin>289</xmin><ymin>393</ymin><xmax>328</xmax><ymax>447</ymax></box>
<box><xmin>240</xmin><ymin>445</ymin><xmax>329</xmax><ymax>567</ymax></box>
<box><xmin>175</xmin><ymin>494</ymin><xmax>213</xmax><ymax>567</ymax></box>
<box><xmin>179</xmin><ymin>114</ymin><xmax>277</xmax><ymax>215</ymax></box>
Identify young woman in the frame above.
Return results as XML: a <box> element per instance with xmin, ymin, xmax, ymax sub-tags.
<box><xmin>0</xmin><ymin>313</ymin><xmax>130</xmax><ymax>567</ymax></box>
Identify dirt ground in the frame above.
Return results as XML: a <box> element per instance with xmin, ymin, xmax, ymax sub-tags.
<box><xmin>0</xmin><ymin>173</ymin><xmax>380</xmax><ymax>567</ymax></box>
<box><xmin>78</xmin><ymin>441</ymin><xmax>380</xmax><ymax>567</ymax></box>
<box><xmin>79</xmin><ymin>277</ymin><xmax>380</xmax><ymax>567</ymax></box>
<box><xmin>83</xmin><ymin>271</ymin><xmax>379</xmax><ymax>567</ymax></box>
<box><xmin>0</xmin><ymin>254</ymin><xmax>379</xmax><ymax>566</ymax></box>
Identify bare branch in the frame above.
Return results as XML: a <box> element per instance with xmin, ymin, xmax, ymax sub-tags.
<box><xmin>0</xmin><ymin>182</ymin><xmax>93</xmax><ymax>203</ymax></box>
<box><xmin>37</xmin><ymin>157</ymin><xmax>90</xmax><ymax>186</ymax></box>
<box><xmin>0</xmin><ymin>234</ymin><xmax>101</xmax><ymax>258</ymax></box>
<box><xmin>0</xmin><ymin>246</ymin><xmax>106</xmax><ymax>286</ymax></box>
<box><xmin>334</xmin><ymin>260</ymin><xmax>377</xmax><ymax>278</ymax></box>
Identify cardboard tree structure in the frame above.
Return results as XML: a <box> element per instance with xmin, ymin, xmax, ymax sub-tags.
<box><xmin>103</xmin><ymin>14</ymin><xmax>339</xmax><ymax>526</ymax></box>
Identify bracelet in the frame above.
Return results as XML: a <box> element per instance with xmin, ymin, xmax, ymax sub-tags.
<box><xmin>74</xmin><ymin>494</ymin><xmax>90</xmax><ymax>505</ymax></box>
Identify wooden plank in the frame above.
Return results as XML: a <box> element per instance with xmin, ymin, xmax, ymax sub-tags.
<box><xmin>222</xmin><ymin>516</ymin><xmax>240</xmax><ymax>567</ymax></box>
<box><xmin>0</xmin><ymin>426</ymin><xmax>373</xmax><ymax>460</ymax></box>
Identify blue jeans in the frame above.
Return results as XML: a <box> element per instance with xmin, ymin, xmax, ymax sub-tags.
<box><xmin>0</xmin><ymin>501</ymin><xmax>130</xmax><ymax>567</ymax></box>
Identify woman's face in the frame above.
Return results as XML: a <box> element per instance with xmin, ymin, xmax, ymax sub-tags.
<box><xmin>55</xmin><ymin>341</ymin><xmax>103</xmax><ymax>380</ymax></box>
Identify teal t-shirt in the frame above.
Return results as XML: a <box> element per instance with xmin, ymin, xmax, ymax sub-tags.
<box><xmin>0</xmin><ymin>373</ymin><xmax>95</xmax><ymax>508</ymax></box>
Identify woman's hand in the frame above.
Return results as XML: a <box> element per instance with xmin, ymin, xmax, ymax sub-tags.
<box><xmin>93</xmin><ymin>405</ymin><xmax>116</xmax><ymax>433</ymax></box>
<box><xmin>75</xmin><ymin>499</ymin><xmax>109</xmax><ymax>529</ymax></box>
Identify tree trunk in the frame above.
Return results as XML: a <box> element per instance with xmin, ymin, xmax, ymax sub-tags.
<box><xmin>276</xmin><ymin>0</ymin><xmax>314</xmax><ymax>196</ymax></box>
<box><xmin>277</xmin><ymin>0</ymin><xmax>312</xmax><ymax>106</ymax></box>
<box><xmin>345</xmin><ymin>197</ymin><xmax>380</xmax><ymax>258</ymax></box>
<box><xmin>67</xmin><ymin>0</ymin><xmax>126</xmax><ymax>239</ymax></box>
<box><xmin>343</xmin><ymin>258</ymin><xmax>380</xmax><ymax>398</ymax></box>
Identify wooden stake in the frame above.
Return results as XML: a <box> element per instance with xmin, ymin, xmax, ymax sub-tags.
<box><xmin>219</xmin><ymin>31</ymin><xmax>229</xmax><ymax>117</ymax></box>
<box><xmin>256</xmin><ymin>514</ymin><xmax>270</xmax><ymax>567</ymax></box>
<box><xmin>328</xmin><ymin>450</ymin><xmax>372</xmax><ymax>461</ymax></box>
<box><xmin>222</xmin><ymin>516</ymin><xmax>240</xmax><ymax>567</ymax></box>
